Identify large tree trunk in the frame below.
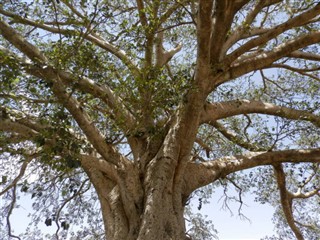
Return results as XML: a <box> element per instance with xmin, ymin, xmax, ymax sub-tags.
<box><xmin>81</xmin><ymin>90</ymin><xmax>204</xmax><ymax>240</ymax></box>
<box><xmin>84</xmin><ymin>152</ymin><xmax>189</xmax><ymax>240</ymax></box>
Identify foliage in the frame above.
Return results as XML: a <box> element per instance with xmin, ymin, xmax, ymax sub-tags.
<box><xmin>0</xmin><ymin>0</ymin><xmax>320</xmax><ymax>239</ymax></box>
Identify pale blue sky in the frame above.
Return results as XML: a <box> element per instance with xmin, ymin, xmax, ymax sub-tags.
<box><xmin>201</xmin><ymin>190</ymin><xmax>275</xmax><ymax>240</ymax></box>
<box><xmin>7</xmin><ymin>188</ymin><xmax>275</xmax><ymax>240</ymax></box>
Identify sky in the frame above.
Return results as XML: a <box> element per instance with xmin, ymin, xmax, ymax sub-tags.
<box><xmin>4</xmin><ymin>185</ymin><xmax>276</xmax><ymax>240</ymax></box>
<box><xmin>190</xmin><ymin>187</ymin><xmax>276</xmax><ymax>240</ymax></box>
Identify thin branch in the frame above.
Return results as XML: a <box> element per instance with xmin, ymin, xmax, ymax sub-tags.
<box><xmin>211</xmin><ymin>121</ymin><xmax>266</xmax><ymax>151</ymax></box>
<box><xmin>0</xmin><ymin>154</ymin><xmax>35</xmax><ymax>196</ymax></box>
<box><xmin>0</xmin><ymin>93</ymin><xmax>54</xmax><ymax>104</ymax></box>
<box><xmin>158</xmin><ymin>0</ymin><xmax>190</xmax><ymax>27</ymax></box>
<box><xmin>6</xmin><ymin>186</ymin><xmax>21</xmax><ymax>240</ymax></box>
<box><xmin>195</xmin><ymin>137</ymin><xmax>212</xmax><ymax>158</ymax></box>
<box><xmin>60</xmin><ymin>0</ymin><xmax>86</xmax><ymax>19</ymax></box>
<box><xmin>268</xmin><ymin>63</ymin><xmax>320</xmax><ymax>81</ymax></box>
<box><xmin>54</xmin><ymin>178</ymin><xmax>90</xmax><ymax>239</ymax></box>
<box><xmin>225</xmin><ymin>176</ymin><xmax>249</xmax><ymax>220</ymax></box>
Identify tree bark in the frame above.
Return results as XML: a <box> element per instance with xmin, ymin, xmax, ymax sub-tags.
<box><xmin>83</xmin><ymin>150</ymin><xmax>188</xmax><ymax>240</ymax></box>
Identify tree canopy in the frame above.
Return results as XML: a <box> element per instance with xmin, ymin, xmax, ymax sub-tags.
<box><xmin>0</xmin><ymin>0</ymin><xmax>320</xmax><ymax>239</ymax></box>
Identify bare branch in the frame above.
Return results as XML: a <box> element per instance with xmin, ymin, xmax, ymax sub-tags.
<box><xmin>210</xmin><ymin>0</ymin><xmax>250</xmax><ymax>63</ymax></box>
<box><xmin>155</xmin><ymin>31</ymin><xmax>182</xmax><ymax>67</ymax></box>
<box><xmin>80</xmin><ymin>155</ymin><xmax>119</xmax><ymax>182</ymax></box>
<box><xmin>222</xmin><ymin>31</ymin><xmax>320</xmax><ymax>84</ymax></box>
<box><xmin>201</xmin><ymin>99</ymin><xmax>320</xmax><ymax>127</ymax></box>
<box><xmin>222</xmin><ymin>0</ymin><xmax>282</xmax><ymax>56</ymax></box>
<box><xmin>184</xmin><ymin>148</ymin><xmax>320</xmax><ymax>194</ymax></box>
<box><xmin>224</xmin><ymin>3</ymin><xmax>320</xmax><ymax>65</ymax></box>
<box><xmin>287</xmin><ymin>51</ymin><xmax>320</xmax><ymax>61</ymax></box>
<box><xmin>210</xmin><ymin>121</ymin><xmax>266</xmax><ymax>151</ymax></box>
<box><xmin>196</xmin><ymin>0</ymin><xmax>213</xmax><ymax>65</ymax></box>
<box><xmin>267</xmin><ymin>64</ymin><xmax>320</xmax><ymax>82</ymax></box>
<box><xmin>292</xmin><ymin>188</ymin><xmax>320</xmax><ymax>199</ymax></box>
<box><xmin>136</xmin><ymin>0</ymin><xmax>148</xmax><ymax>27</ymax></box>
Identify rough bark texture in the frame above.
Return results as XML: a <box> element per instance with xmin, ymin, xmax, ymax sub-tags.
<box><xmin>1</xmin><ymin>1</ymin><xmax>320</xmax><ymax>239</ymax></box>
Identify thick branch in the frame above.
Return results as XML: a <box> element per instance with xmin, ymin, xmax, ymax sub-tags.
<box><xmin>136</xmin><ymin>0</ymin><xmax>148</xmax><ymax>27</ymax></box>
<box><xmin>0</xmin><ymin>27</ymin><xmax>126</xmax><ymax>166</ymax></box>
<box><xmin>287</xmin><ymin>50</ymin><xmax>320</xmax><ymax>62</ymax></box>
<box><xmin>224</xmin><ymin>3</ymin><xmax>320</xmax><ymax>65</ymax></box>
<box><xmin>196</xmin><ymin>0</ymin><xmax>213</xmax><ymax>64</ymax></box>
<box><xmin>0</xmin><ymin>119</ymin><xmax>38</xmax><ymax>138</ymax></box>
<box><xmin>80</xmin><ymin>155</ymin><xmax>119</xmax><ymax>182</ymax></box>
<box><xmin>222</xmin><ymin>0</ymin><xmax>281</xmax><ymax>57</ymax></box>
<box><xmin>210</xmin><ymin>0</ymin><xmax>250</xmax><ymax>63</ymax></box>
<box><xmin>201</xmin><ymin>99</ymin><xmax>320</xmax><ymax>127</ymax></box>
<box><xmin>0</xmin><ymin>19</ymin><xmax>47</xmax><ymax>63</ymax></box>
<box><xmin>57</xmin><ymin>71</ymin><xmax>136</xmax><ymax>130</ymax></box>
<box><xmin>220</xmin><ymin>31</ymin><xmax>320</xmax><ymax>85</ymax></box>
<box><xmin>184</xmin><ymin>148</ymin><xmax>320</xmax><ymax>194</ymax></box>
<box><xmin>273</xmin><ymin>163</ymin><xmax>304</xmax><ymax>240</ymax></box>
<box><xmin>0</xmin><ymin>45</ymin><xmax>136</xmax><ymax>131</ymax></box>
<box><xmin>46</xmin><ymin>69</ymin><xmax>125</xmax><ymax>165</ymax></box>
<box><xmin>155</xmin><ymin>31</ymin><xmax>182</xmax><ymax>67</ymax></box>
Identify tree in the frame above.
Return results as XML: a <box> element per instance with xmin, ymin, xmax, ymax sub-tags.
<box><xmin>0</xmin><ymin>0</ymin><xmax>319</xmax><ymax>239</ymax></box>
